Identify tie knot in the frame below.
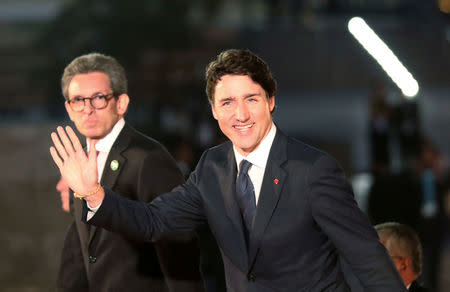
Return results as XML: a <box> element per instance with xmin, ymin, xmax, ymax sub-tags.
<box><xmin>239</xmin><ymin>160</ymin><xmax>252</xmax><ymax>176</ymax></box>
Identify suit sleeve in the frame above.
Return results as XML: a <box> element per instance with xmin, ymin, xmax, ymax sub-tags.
<box><xmin>137</xmin><ymin>148</ymin><xmax>204</xmax><ymax>291</ymax></box>
<box><xmin>56</xmin><ymin>222</ymin><xmax>88</xmax><ymax>292</ymax></box>
<box><xmin>88</xmin><ymin>171</ymin><xmax>205</xmax><ymax>239</ymax></box>
<box><xmin>308</xmin><ymin>155</ymin><xmax>407</xmax><ymax>292</ymax></box>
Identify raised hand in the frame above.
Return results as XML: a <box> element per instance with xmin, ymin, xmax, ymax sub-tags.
<box><xmin>50</xmin><ymin>126</ymin><xmax>103</xmax><ymax>206</ymax></box>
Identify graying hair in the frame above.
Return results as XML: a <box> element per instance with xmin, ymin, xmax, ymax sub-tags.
<box><xmin>375</xmin><ymin>222</ymin><xmax>423</xmax><ymax>275</ymax></box>
<box><xmin>61</xmin><ymin>53</ymin><xmax>127</xmax><ymax>100</ymax></box>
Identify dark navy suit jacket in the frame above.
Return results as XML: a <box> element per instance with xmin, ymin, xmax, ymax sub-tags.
<box><xmin>87</xmin><ymin>129</ymin><xmax>407</xmax><ymax>292</ymax></box>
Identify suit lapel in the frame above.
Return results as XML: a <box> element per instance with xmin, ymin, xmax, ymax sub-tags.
<box><xmin>248</xmin><ymin>131</ymin><xmax>288</xmax><ymax>266</ymax></box>
<box><xmin>88</xmin><ymin>125</ymin><xmax>130</xmax><ymax>244</ymax></box>
<box><xmin>99</xmin><ymin>151</ymin><xmax>126</xmax><ymax>190</ymax></box>
<box><xmin>220</xmin><ymin>145</ymin><xmax>249</xmax><ymax>268</ymax></box>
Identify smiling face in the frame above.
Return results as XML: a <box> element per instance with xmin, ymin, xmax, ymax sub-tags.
<box><xmin>211</xmin><ymin>74</ymin><xmax>275</xmax><ymax>156</ymax></box>
<box><xmin>65</xmin><ymin>72</ymin><xmax>129</xmax><ymax>141</ymax></box>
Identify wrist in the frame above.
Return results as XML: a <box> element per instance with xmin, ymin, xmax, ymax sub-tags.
<box><xmin>83</xmin><ymin>186</ymin><xmax>105</xmax><ymax>209</ymax></box>
<box><xmin>73</xmin><ymin>184</ymin><xmax>101</xmax><ymax>199</ymax></box>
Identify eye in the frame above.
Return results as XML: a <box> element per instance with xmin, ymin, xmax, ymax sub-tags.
<box><xmin>94</xmin><ymin>94</ymin><xmax>107</xmax><ymax>100</ymax></box>
<box><xmin>222</xmin><ymin>101</ymin><xmax>231</xmax><ymax>106</ymax></box>
<box><xmin>247</xmin><ymin>95</ymin><xmax>260</xmax><ymax>102</ymax></box>
<box><xmin>72</xmin><ymin>97</ymin><xmax>84</xmax><ymax>103</ymax></box>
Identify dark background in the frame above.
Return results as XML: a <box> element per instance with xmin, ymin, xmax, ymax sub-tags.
<box><xmin>0</xmin><ymin>0</ymin><xmax>449</xmax><ymax>291</ymax></box>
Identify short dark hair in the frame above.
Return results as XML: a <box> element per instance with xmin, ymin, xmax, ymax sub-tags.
<box><xmin>375</xmin><ymin>222</ymin><xmax>423</xmax><ymax>275</ymax></box>
<box><xmin>205</xmin><ymin>49</ymin><xmax>277</xmax><ymax>105</ymax></box>
<box><xmin>61</xmin><ymin>53</ymin><xmax>127</xmax><ymax>101</ymax></box>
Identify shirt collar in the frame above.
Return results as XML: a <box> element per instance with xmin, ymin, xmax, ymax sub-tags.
<box><xmin>87</xmin><ymin>118</ymin><xmax>125</xmax><ymax>153</ymax></box>
<box><xmin>234</xmin><ymin>122</ymin><xmax>277</xmax><ymax>172</ymax></box>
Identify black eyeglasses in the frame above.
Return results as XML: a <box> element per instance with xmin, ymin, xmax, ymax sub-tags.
<box><xmin>67</xmin><ymin>93</ymin><xmax>115</xmax><ymax>112</ymax></box>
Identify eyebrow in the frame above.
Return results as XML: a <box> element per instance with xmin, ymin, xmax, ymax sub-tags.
<box><xmin>70</xmin><ymin>91</ymin><xmax>105</xmax><ymax>99</ymax></box>
<box><xmin>244</xmin><ymin>93</ymin><xmax>261</xmax><ymax>99</ymax></box>
<box><xmin>217</xmin><ymin>92</ymin><xmax>262</xmax><ymax>103</ymax></box>
<box><xmin>217</xmin><ymin>96</ymin><xmax>235</xmax><ymax>103</ymax></box>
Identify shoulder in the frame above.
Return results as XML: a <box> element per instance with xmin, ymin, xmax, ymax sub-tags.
<box><xmin>119</xmin><ymin>125</ymin><xmax>169</xmax><ymax>153</ymax></box>
<box><xmin>187</xmin><ymin>140</ymin><xmax>233</xmax><ymax>178</ymax></box>
<box><xmin>123</xmin><ymin>125</ymin><xmax>164</xmax><ymax>149</ymax></box>
<box><xmin>116</xmin><ymin>125</ymin><xmax>177</xmax><ymax>165</ymax></box>
<box><xmin>201</xmin><ymin>140</ymin><xmax>233</xmax><ymax>160</ymax></box>
<box><xmin>278</xmin><ymin>131</ymin><xmax>335</xmax><ymax>168</ymax></box>
<box><xmin>409</xmin><ymin>281</ymin><xmax>429</xmax><ymax>292</ymax></box>
<box><xmin>277</xmin><ymin>131</ymin><xmax>345</xmax><ymax>184</ymax></box>
<box><xmin>286</xmin><ymin>136</ymin><xmax>326</xmax><ymax>162</ymax></box>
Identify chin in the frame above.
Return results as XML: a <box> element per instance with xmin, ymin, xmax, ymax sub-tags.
<box><xmin>236</xmin><ymin>144</ymin><xmax>256</xmax><ymax>154</ymax></box>
<box><xmin>82</xmin><ymin>130</ymin><xmax>104</xmax><ymax>140</ymax></box>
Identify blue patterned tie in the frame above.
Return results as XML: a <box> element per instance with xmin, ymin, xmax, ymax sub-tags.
<box><xmin>236</xmin><ymin>160</ymin><xmax>257</xmax><ymax>233</ymax></box>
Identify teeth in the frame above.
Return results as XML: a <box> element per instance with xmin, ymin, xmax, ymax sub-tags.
<box><xmin>234</xmin><ymin>124</ymin><xmax>253</xmax><ymax>130</ymax></box>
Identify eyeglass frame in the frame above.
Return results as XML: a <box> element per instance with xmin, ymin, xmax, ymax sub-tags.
<box><xmin>66</xmin><ymin>92</ymin><xmax>116</xmax><ymax>112</ymax></box>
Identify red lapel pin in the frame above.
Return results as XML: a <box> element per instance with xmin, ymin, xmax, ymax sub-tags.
<box><xmin>274</xmin><ymin>179</ymin><xmax>279</xmax><ymax>184</ymax></box>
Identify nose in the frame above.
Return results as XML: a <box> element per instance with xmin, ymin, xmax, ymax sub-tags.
<box><xmin>83</xmin><ymin>98</ymin><xmax>94</xmax><ymax>114</ymax></box>
<box><xmin>235</xmin><ymin>100</ymin><xmax>250</xmax><ymax>122</ymax></box>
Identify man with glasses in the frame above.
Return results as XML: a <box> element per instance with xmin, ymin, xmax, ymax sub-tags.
<box><xmin>56</xmin><ymin>53</ymin><xmax>207</xmax><ymax>292</ymax></box>
<box><xmin>375</xmin><ymin>222</ymin><xmax>429</xmax><ymax>292</ymax></box>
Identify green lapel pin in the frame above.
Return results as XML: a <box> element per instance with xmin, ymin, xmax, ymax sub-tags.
<box><xmin>110</xmin><ymin>160</ymin><xmax>119</xmax><ymax>171</ymax></box>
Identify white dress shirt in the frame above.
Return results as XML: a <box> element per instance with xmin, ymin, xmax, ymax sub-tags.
<box><xmin>233</xmin><ymin>123</ymin><xmax>277</xmax><ymax>205</ymax></box>
<box><xmin>86</xmin><ymin>118</ymin><xmax>125</xmax><ymax>219</ymax></box>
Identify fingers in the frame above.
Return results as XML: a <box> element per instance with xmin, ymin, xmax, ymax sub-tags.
<box><xmin>57</xmin><ymin>126</ymin><xmax>76</xmax><ymax>155</ymax></box>
<box><xmin>88</xmin><ymin>139</ymin><xmax>97</xmax><ymax>161</ymax></box>
<box><xmin>51</xmin><ymin>131</ymin><xmax>68</xmax><ymax>161</ymax></box>
<box><xmin>66</xmin><ymin>126</ymin><xmax>84</xmax><ymax>153</ymax></box>
<box><xmin>50</xmin><ymin>146</ymin><xmax>63</xmax><ymax>169</ymax></box>
<box><xmin>50</xmin><ymin>126</ymin><xmax>82</xmax><ymax>169</ymax></box>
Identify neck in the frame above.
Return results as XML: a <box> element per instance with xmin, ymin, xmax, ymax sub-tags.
<box><xmin>87</xmin><ymin>137</ymin><xmax>101</xmax><ymax>150</ymax></box>
<box><xmin>402</xmin><ymin>273</ymin><xmax>417</xmax><ymax>288</ymax></box>
<box><xmin>87</xmin><ymin>137</ymin><xmax>100</xmax><ymax>144</ymax></box>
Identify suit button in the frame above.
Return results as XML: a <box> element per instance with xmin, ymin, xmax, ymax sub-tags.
<box><xmin>247</xmin><ymin>273</ymin><xmax>255</xmax><ymax>282</ymax></box>
<box><xmin>89</xmin><ymin>255</ymin><xmax>97</xmax><ymax>263</ymax></box>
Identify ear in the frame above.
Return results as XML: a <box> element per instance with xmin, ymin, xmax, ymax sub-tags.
<box><xmin>268</xmin><ymin>96</ymin><xmax>275</xmax><ymax>112</ymax></box>
<box><xmin>116</xmin><ymin>94</ymin><xmax>130</xmax><ymax>116</ymax></box>
<box><xmin>65</xmin><ymin>101</ymin><xmax>75</xmax><ymax>122</ymax></box>
<box><xmin>211</xmin><ymin>103</ymin><xmax>218</xmax><ymax>120</ymax></box>
<box><xmin>402</xmin><ymin>257</ymin><xmax>412</xmax><ymax>271</ymax></box>
<box><xmin>395</xmin><ymin>257</ymin><xmax>408</xmax><ymax>271</ymax></box>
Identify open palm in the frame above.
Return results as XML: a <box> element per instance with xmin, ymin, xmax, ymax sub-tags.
<box><xmin>50</xmin><ymin>126</ymin><xmax>98</xmax><ymax>195</ymax></box>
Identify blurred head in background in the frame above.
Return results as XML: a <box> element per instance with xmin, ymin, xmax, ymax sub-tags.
<box><xmin>375</xmin><ymin>222</ymin><xmax>423</xmax><ymax>288</ymax></box>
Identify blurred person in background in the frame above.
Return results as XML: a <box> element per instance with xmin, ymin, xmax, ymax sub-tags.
<box><xmin>368</xmin><ymin>137</ymin><xmax>448</xmax><ymax>291</ymax></box>
<box><xmin>55</xmin><ymin>52</ymin><xmax>209</xmax><ymax>292</ymax></box>
<box><xmin>375</xmin><ymin>222</ymin><xmax>428</xmax><ymax>292</ymax></box>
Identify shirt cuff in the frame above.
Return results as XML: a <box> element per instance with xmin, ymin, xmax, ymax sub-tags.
<box><xmin>86</xmin><ymin>201</ymin><xmax>102</xmax><ymax>221</ymax></box>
